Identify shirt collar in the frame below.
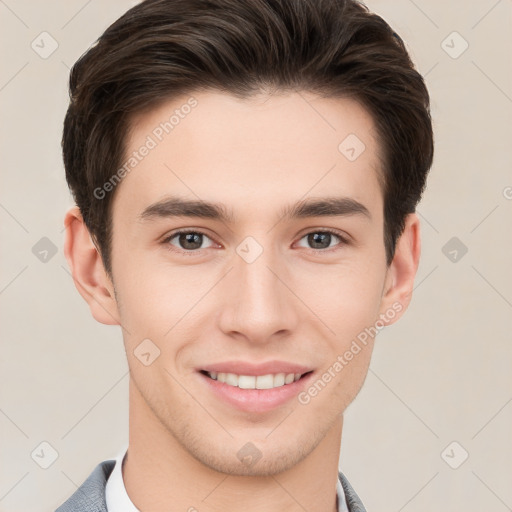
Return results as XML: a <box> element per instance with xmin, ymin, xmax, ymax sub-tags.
<box><xmin>105</xmin><ymin>445</ymin><xmax>139</xmax><ymax>512</ymax></box>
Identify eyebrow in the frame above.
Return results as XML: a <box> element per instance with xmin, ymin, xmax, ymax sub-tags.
<box><xmin>138</xmin><ymin>195</ymin><xmax>371</xmax><ymax>223</ymax></box>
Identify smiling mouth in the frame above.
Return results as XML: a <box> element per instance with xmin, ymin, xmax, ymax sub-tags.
<box><xmin>199</xmin><ymin>370</ymin><xmax>313</xmax><ymax>390</ymax></box>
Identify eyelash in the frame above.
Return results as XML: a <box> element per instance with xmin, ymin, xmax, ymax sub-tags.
<box><xmin>161</xmin><ymin>228</ymin><xmax>350</xmax><ymax>255</ymax></box>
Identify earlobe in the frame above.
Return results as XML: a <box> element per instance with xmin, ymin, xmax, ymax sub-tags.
<box><xmin>379</xmin><ymin>213</ymin><xmax>421</xmax><ymax>325</ymax></box>
<box><xmin>63</xmin><ymin>206</ymin><xmax>121</xmax><ymax>326</ymax></box>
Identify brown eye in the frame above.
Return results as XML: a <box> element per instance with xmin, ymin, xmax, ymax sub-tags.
<box><xmin>296</xmin><ymin>230</ymin><xmax>347</xmax><ymax>251</ymax></box>
<box><xmin>165</xmin><ymin>231</ymin><xmax>215</xmax><ymax>251</ymax></box>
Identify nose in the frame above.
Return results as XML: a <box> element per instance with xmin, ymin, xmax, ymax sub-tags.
<box><xmin>217</xmin><ymin>240</ymin><xmax>300</xmax><ymax>344</ymax></box>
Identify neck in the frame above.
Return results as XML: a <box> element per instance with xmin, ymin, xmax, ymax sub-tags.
<box><xmin>123</xmin><ymin>377</ymin><xmax>343</xmax><ymax>512</ymax></box>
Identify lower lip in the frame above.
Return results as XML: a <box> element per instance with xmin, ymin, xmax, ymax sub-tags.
<box><xmin>199</xmin><ymin>371</ymin><xmax>314</xmax><ymax>413</ymax></box>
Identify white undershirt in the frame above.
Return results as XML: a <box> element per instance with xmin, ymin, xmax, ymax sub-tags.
<box><xmin>105</xmin><ymin>445</ymin><xmax>349</xmax><ymax>512</ymax></box>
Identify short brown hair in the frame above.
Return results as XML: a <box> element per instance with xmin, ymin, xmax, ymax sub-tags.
<box><xmin>63</xmin><ymin>0</ymin><xmax>434</xmax><ymax>276</ymax></box>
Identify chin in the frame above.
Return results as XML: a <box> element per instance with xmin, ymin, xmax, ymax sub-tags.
<box><xmin>176</xmin><ymin>423</ymin><xmax>328</xmax><ymax>477</ymax></box>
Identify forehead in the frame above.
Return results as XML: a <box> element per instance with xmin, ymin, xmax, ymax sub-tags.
<box><xmin>112</xmin><ymin>90</ymin><xmax>384</xmax><ymax>224</ymax></box>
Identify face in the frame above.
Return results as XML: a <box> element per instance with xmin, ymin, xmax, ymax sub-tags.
<box><xmin>104</xmin><ymin>90</ymin><xmax>402</xmax><ymax>476</ymax></box>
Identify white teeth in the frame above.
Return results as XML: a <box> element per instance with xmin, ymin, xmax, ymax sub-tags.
<box><xmin>273</xmin><ymin>373</ymin><xmax>285</xmax><ymax>387</ymax></box>
<box><xmin>225</xmin><ymin>373</ymin><xmax>238</xmax><ymax>386</ymax></box>
<box><xmin>284</xmin><ymin>373</ymin><xmax>295</xmax><ymax>384</ymax></box>
<box><xmin>238</xmin><ymin>375</ymin><xmax>256</xmax><ymax>389</ymax></box>
<box><xmin>256</xmin><ymin>374</ymin><xmax>274</xmax><ymax>389</ymax></box>
<box><xmin>208</xmin><ymin>371</ymin><xmax>304</xmax><ymax>389</ymax></box>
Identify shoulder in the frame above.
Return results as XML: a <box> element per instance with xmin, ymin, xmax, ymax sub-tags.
<box><xmin>55</xmin><ymin>459</ymin><xmax>116</xmax><ymax>512</ymax></box>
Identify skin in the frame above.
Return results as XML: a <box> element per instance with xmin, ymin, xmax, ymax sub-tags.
<box><xmin>64</xmin><ymin>90</ymin><xmax>421</xmax><ymax>512</ymax></box>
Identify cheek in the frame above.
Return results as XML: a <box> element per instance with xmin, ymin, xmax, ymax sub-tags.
<box><xmin>113</xmin><ymin>258</ymin><xmax>210</xmax><ymax>348</ymax></box>
<box><xmin>293</xmin><ymin>260</ymin><xmax>385</xmax><ymax>337</ymax></box>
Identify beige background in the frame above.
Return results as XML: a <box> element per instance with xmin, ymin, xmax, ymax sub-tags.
<box><xmin>1</xmin><ymin>0</ymin><xmax>511</xmax><ymax>511</ymax></box>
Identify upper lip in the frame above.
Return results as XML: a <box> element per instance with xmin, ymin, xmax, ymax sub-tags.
<box><xmin>199</xmin><ymin>360</ymin><xmax>313</xmax><ymax>376</ymax></box>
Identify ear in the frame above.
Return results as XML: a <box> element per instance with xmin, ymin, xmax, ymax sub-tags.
<box><xmin>63</xmin><ymin>206</ymin><xmax>121</xmax><ymax>325</ymax></box>
<box><xmin>378</xmin><ymin>213</ymin><xmax>421</xmax><ymax>325</ymax></box>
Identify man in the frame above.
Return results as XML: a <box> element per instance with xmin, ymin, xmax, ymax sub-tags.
<box><xmin>56</xmin><ymin>0</ymin><xmax>433</xmax><ymax>510</ymax></box>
